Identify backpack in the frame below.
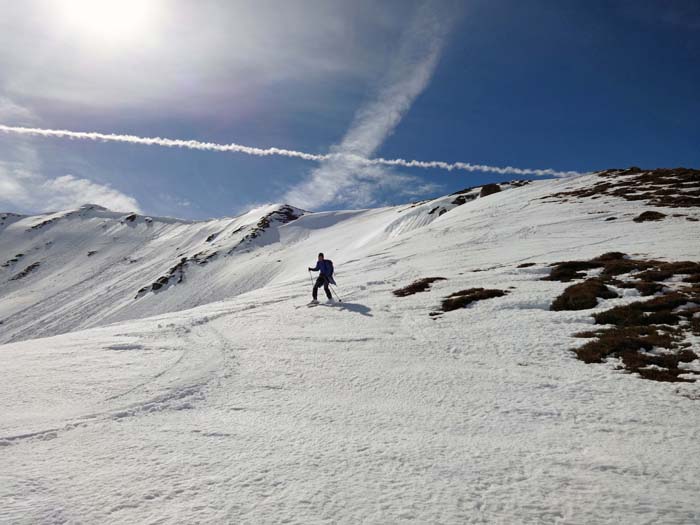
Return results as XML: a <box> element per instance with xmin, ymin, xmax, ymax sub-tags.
<box><xmin>326</xmin><ymin>259</ymin><xmax>334</xmax><ymax>276</ymax></box>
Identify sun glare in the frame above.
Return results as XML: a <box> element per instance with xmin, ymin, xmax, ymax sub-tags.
<box><xmin>55</xmin><ymin>0</ymin><xmax>159</xmax><ymax>45</ymax></box>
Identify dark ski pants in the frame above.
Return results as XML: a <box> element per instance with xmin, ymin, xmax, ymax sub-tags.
<box><xmin>313</xmin><ymin>275</ymin><xmax>332</xmax><ymax>301</ymax></box>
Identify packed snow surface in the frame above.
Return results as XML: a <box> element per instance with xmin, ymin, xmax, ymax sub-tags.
<box><xmin>1</xmin><ymin>175</ymin><xmax>699</xmax><ymax>523</ymax></box>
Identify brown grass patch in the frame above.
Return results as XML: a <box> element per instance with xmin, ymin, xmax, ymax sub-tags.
<box><xmin>393</xmin><ymin>277</ymin><xmax>447</xmax><ymax>297</ymax></box>
<box><xmin>544</xmin><ymin>167</ymin><xmax>700</xmax><ymax>208</ymax></box>
<box><xmin>545</xmin><ymin>252</ymin><xmax>700</xmax><ymax>384</ymax></box>
<box><xmin>593</xmin><ymin>292</ymin><xmax>689</xmax><ymax>327</ymax></box>
<box><xmin>574</xmin><ymin>326</ymin><xmax>697</xmax><ymax>383</ymax></box>
<box><xmin>633</xmin><ymin>211</ymin><xmax>667</xmax><ymax>222</ymax></box>
<box><xmin>626</xmin><ymin>280</ymin><xmax>664</xmax><ymax>296</ymax></box>
<box><xmin>438</xmin><ymin>288</ymin><xmax>508</xmax><ymax>312</ymax></box>
<box><xmin>551</xmin><ymin>278</ymin><xmax>618</xmax><ymax>311</ymax></box>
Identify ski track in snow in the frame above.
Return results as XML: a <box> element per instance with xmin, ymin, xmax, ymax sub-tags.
<box><xmin>1</xmin><ymin>175</ymin><xmax>699</xmax><ymax>523</ymax></box>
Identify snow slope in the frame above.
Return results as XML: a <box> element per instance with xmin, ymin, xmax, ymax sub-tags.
<box><xmin>1</xmin><ymin>174</ymin><xmax>699</xmax><ymax>524</ymax></box>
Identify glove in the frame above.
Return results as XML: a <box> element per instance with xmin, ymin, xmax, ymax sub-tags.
<box><xmin>308</xmin><ymin>268</ymin><xmax>313</xmax><ymax>271</ymax></box>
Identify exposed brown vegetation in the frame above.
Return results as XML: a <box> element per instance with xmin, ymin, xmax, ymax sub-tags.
<box><xmin>437</xmin><ymin>288</ymin><xmax>509</xmax><ymax>313</ymax></box>
<box><xmin>547</xmin><ymin>252</ymin><xmax>700</xmax><ymax>383</ymax></box>
<box><xmin>551</xmin><ymin>278</ymin><xmax>618</xmax><ymax>311</ymax></box>
<box><xmin>545</xmin><ymin>260</ymin><xmax>603</xmax><ymax>282</ymax></box>
<box><xmin>393</xmin><ymin>277</ymin><xmax>446</xmax><ymax>297</ymax></box>
<box><xmin>545</xmin><ymin>167</ymin><xmax>700</xmax><ymax>208</ymax></box>
<box><xmin>544</xmin><ymin>252</ymin><xmax>658</xmax><ymax>283</ymax></box>
<box><xmin>633</xmin><ymin>211</ymin><xmax>666</xmax><ymax>222</ymax></box>
<box><xmin>517</xmin><ymin>262</ymin><xmax>536</xmax><ymax>268</ymax></box>
<box><xmin>574</xmin><ymin>326</ymin><xmax>696</xmax><ymax>382</ymax></box>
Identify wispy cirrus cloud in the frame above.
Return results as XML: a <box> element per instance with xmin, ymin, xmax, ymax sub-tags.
<box><xmin>283</xmin><ymin>3</ymin><xmax>451</xmax><ymax>209</ymax></box>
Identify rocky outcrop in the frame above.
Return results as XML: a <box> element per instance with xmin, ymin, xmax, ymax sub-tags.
<box><xmin>546</xmin><ymin>167</ymin><xmax>700</xmax><ymax>208</ymax></box>
<box><xmin>479</xmin><ymin>184</ymin><xmax>502</xmax><ymax>198</ymax></box>
<box><xmin>10</xmin><ymin>262</ymin><xmax>40</xmax><ymax>281</ymax></box>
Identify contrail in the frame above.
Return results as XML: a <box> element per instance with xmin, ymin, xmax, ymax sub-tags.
<box><xmin>0</xmin><ymin>124</ymin><xmax>583</xmax><ymax>177</ymax></box>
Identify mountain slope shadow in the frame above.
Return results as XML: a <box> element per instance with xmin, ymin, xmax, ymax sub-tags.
<box><xmin>320</xmin><ymin>302</ymin><xmax>373</xmax><ymax>317</ymax></box>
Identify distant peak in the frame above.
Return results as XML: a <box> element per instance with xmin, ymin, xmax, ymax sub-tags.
<box><xmin>79</xmin><ymin>204</ymin><xmax>110</xmax><ymax>211</ymax></box>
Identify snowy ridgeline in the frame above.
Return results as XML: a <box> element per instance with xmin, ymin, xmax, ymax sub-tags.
<box><xmin>1</xmin><ymin>170</ymin><xmax>700</xmax><ymax>524</ymax></box>
<box><xmin>0</xmin><ymin>183</ymin><xmax>511</xmax><ymax>343</ymax></box>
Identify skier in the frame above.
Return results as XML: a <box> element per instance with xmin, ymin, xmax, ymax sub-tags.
<box><xmin>308</xmin><ymin>252</ymin><xmax>336</xmax><ymax>304</ymax></box>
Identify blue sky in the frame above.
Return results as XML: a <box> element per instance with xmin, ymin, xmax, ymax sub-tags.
<box><xmin>1</xmin><ymin>0</ymin><xmax>699</xmax><ymax>219</ymax></box>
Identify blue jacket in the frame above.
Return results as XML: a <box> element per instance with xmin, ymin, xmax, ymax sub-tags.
<box><xmin>310</xmin><ymin>259</ymin><xmax>336</xmax><ymax>284</ymax></box>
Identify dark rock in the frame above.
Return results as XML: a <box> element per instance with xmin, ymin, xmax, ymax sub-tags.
<box><xmin>451</xmin><ymin>194</ymin><xmax>476</xmax><ymax>206</ymax></box>
<box><xmin>546</xmin><ymin>167</ymin><xmax>700</xmax><ymax>208</ymax></box>
<box><xmin>479</xmin><ymin>184</ymin><xmax>501</xmax><ymax>198</ymax></box>
<box><xmin>10</xmin><ymin>262</ymin><xmax>40</xmax><ymax>281</ymax></box>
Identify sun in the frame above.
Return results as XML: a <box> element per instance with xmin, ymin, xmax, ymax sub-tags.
<box><xmin>55</xmin><ymin>0</ymin><xmax>159</xmax><ymax>45</ymax></box>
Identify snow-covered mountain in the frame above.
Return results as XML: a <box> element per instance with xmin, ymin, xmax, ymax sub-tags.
<box><xmin>1</xmin><ymin>169</ymin><xmax>699</xmax><ymax>523</ymax></box>
<box><xmin>0</xmin><ymin>182</ymin><xmax>517</xmax><ymax>343</ymax></box>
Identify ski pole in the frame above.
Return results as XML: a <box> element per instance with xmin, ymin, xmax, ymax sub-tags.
<box><xmin>308</xmin><ymin>270</ymin><xmax>315</xmax><ymax>287</ymax></box>
<box><xmin>330</xmin><ymin>284</ymin><xmax>343</xmax><ymax>303</ymax></box>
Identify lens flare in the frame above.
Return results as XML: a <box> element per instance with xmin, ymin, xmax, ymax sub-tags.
<box><xmin>54</xmin><ymin>0</ymin><xmax>159</xmax><ymax>45</ymax></box>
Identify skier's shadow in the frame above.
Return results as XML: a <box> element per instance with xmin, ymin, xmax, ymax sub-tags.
<box><xmin>321</xmin><ymin>302</ymin><xmax>373</xmax><ymax>317</ymax></box>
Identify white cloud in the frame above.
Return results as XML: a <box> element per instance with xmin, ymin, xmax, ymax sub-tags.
<box><xmin>0</xmin><ymin>163</ymin><xmax>141</xmax><ymax>213</ymax></box>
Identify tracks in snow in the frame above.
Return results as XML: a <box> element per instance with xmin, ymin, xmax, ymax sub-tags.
<box><xmin>0</xmin><ymin>319</ymin><xmax>228</xmax><ymax>447</ymax></box>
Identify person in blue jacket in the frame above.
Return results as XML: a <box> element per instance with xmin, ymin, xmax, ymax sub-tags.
<box><xmin>308</xmin><ymin>252</ymin><xmax>335</xmax><ymax>303</ymax></box>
